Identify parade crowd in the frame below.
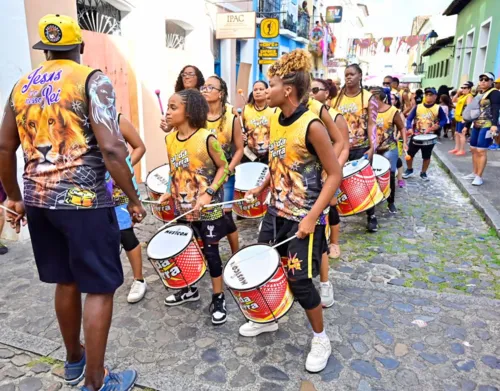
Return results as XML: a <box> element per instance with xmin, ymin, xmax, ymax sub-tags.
<box><xmin>0</xmin><ymin>13</ymin><xmax>500</xmax><ymax>391</ymax></box>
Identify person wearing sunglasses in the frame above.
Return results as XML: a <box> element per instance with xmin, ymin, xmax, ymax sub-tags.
<box><xmin>451</xmin><ymin>81</ymin><xmax>474</xmax><ymax>156</ymax></box>
<box><xmin>464</xmin><ymin>72</ymin><xmax>500</xmax><ymax>186</ymax></box>
<box><xmin>160</xmin><ymin>65</ymin><xmax>206</xmax><ymax>133</ymax></box>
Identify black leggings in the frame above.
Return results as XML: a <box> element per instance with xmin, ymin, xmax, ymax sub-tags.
<box><xmin>388</xmin><ymin>172</ymin><xmax>396</xmax><ymax>205</ymax></box>
<box><xmin>329</xmin><ymin>207</ymin><xmax>340</xmax><ymax>227</ymax></box>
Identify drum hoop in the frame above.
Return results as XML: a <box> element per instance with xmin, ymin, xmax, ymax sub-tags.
<box><xmin>343</xmin><ymin>162</ymin><xmax>370</xmax><ymax>179</ymax></box>
<box><xmin>223</xmin><ymin>243</ymin><xmax>281</xmax><ymax>290</ymax></box>
<box><xmin>414</xmin><ymin>135</ymin><xmax>437</xmax><ymax>140</ymax></box>
<box><xmin>147</xmin><ymin>224</ymin><xmax>194</xmax><ymax>260</ymax></box>
<box><xmin>374</xmin><ymin>168</ymin><xmax>390</xmax><ymax>177</ymax></box>
<box><xmin>146</xmin><ymin>164</ymin><xmax>170</xmax><ymax>194</ymax></box>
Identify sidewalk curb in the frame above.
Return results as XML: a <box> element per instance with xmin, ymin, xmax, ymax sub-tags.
<box><xmin>433</xmin><ymin>147</ymin><xmax>500</xmax><ymax>238</ymax></box>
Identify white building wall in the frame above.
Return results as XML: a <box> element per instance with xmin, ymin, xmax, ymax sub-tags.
<box><xmin>0</xmin><ymin>0</ymin><xmax>32</xmax><ymax>241</ymax></box>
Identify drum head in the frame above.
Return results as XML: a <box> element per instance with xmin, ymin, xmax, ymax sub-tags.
<box><xmin>414</xmin><ymin>134</ymin><xmax>437</xmax><ymax>141</ymax></box>
<box><xmin>343</xmin><ymin>159</ymin><xmax>369</xmax><ymax>178</ymax></box>
<box><xmin>372</xmin><ymin>155</ymin><xmax>391</xmax><ymax>175</ymax></box>
<box><xmin>146</xmin><ymin>165</ymin><xmax>170</xmax><ymax>193</ymax></box>
<box><xmin>147</xmin><ymin>224</ymin><xmax>193</xmax><ymax>259</ymax></box>
<box><xmin>235</xmin><ymin>163</ymin><xmax>269</xmax><ymax>191</ymax></box>
<box><xmin>224</xmin><ymin>244</ymin><xmax>280</xmax><ymax>290</ymax></box>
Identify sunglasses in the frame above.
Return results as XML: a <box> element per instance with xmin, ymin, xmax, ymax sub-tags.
<box><xmin>200</xmin><ymin>85</ymin><xmax>221</xmax><ymax>93</ymax></box>
<box><xmin>479</xmin><ymin>77</ymin><xmax>490</xmax><ymax>82</ymax></box>
<box><xmin>181</xmin><ymin>72</ymin><xmax>196</xmax><ymax>78</ymax></box>
<box><xmin>382</xmin><ymin>82</ymin><xmax>391</xmax><ymax>86</ymax></box>
<box><xmin>460</xmin><ymin>86</ymin><xmax>470</xmax><ymax>89</ymax></box>
<box><xmin>311</xmin><ymin>87</ymin><xmax>326</xmax><ymax>94</ymax></box>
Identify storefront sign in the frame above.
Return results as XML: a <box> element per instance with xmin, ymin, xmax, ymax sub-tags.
<box><xmin>216</xmin><ymin>12</ymin><xmax>256</xmax><ymax>39</ymax></box>
<box><xmin>258</xmin><ymin>41</ymin><xmax>279</xmax><ymax>59</ymax></box>
<box><xmin>258</xmin><ymin>59</ymin><xmax>276</xmax><ymax>65</ymax></box>
<box><xmin>260</xmin><ymin>18</ymin><xmax>279</xmax><ymax>38</ymax></box>
<box><xmin>325</xmin><ymin>6</ymin><xmax>343</xmax><ymax>23</ymax></box>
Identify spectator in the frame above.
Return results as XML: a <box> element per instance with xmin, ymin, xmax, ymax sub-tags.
<box><xmin>439</xmin><ymin>94</ymin><xmax>453</xmax><ymax>138</ymax></box>
<box><xmin>450</xmin><ymin>81</ymin><xmax>473</xmax><ymax>156</ymax></box>
<box><xmin>0</xmin><ymin>181</ymin><xmax>7</xmax><ymax>255</ymax></box>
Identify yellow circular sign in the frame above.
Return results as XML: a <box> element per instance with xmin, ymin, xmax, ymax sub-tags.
<box><xmin>260</xmin><ymin>18</ymin><xmax>279</xmax><ymax>38</ymax></box>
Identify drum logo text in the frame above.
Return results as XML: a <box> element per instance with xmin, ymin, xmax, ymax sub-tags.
<box><xmin>256</xmin><ymin>168</ymin><xmax>268</xmax><ymax>186</ymax></box>
<box><xmin>239</xmin><ymin>296</ymin><xmax>259</xmax><ymax>310</ymax></box>
<box><xmin>171</xmin><ymin>150</ymin><xmax>189</xmax><ymax>168</ymax></box>
<box><xmin>165</xmin><ymin>230</ymin><xmax>189</xmax><ymax>236</ymax></box>
<box><xmin>231</xmin><ymin>264</ymin><xmax>248</xmax><ymax>286</ymax></box>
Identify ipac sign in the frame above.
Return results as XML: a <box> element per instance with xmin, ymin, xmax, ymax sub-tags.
<box><xmin>325</xmin><ymin>6</ymin><xmax>343</xmax><ymax>23</ymax></box>
<box><xmin>216</xmin><ymin>12</ymin><xmax>256</xmax><ymax>39</ymax></box>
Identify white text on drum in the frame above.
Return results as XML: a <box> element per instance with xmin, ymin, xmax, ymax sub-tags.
<box><xmin>231</xmin><ymin>264</ymin><xmax>248</xmax><ymax>286</ymax></box>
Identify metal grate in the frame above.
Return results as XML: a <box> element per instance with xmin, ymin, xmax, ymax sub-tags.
<box><xmin>257</xmin><ymin>0</ymin><xmax>281</xmax><ymax>19</ymax></box>
<box><xmin>77</xmin><ymin>0</ymin><xmax>122</xmax><ymax>35</ymax></box>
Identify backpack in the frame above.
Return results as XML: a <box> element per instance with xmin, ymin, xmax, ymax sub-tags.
<box><xmin>462</xmin><ymin>89</ymin><xmax>494</xmax><ymax>122</ymax></box>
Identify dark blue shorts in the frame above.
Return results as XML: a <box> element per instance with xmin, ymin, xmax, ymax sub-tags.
<box><xmin>456</xmin><ymin>122</ymin><xmax>465</xmax><ymax>134</ymax></box>
<box><xmin>26</xmin><ymin>206</ymin><xmax>123</xmax><ymax>294</ymax></box>
<box><xmin>470</xmin><ymin>127</ymin><xmax>493</xmax><ymax>149</ymax></box>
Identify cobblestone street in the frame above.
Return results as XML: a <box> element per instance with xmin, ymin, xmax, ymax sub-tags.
<box><xmin>0</xmin><ymin>159</ymin><xmax>499</xmax><ymax>390</ymax></box>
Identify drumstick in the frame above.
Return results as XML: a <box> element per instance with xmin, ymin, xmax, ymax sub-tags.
<box><xmin>271</xmin><ymin>234</ymin><xmax>297</xmax><ymax>249</ymax></box>
<box><xmin>0</xmin><ymin>204</ymin><xmax>19</xmax><ymax>216</ymax></box>
<box><xmin>142</xmin><ymin>199</ymin><xmax>161</xmax><ymax>205</ymax></box>
<box><xmin>157</xmin><ymin>208</ymin><xmax>195</xmax><ymax>231</ymax></box>
<box><xmin>203</xmin><ymin>199</ymin><xmax>246</xmax><ymax>208</ymax></box>
<box><xmin>237</xmin><ymin>108</ymin><xmax>245</xmax><ymax>132</ymax></box>
<box><xmin>155</xmin><ymin>89</ymin><xmax>164</xmax><ymax>115</ymax></box>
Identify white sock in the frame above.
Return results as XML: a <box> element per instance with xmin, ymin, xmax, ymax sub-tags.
<box><xmin>313</xmin><ymin>330</ymin><xmax>327</xmax><ymax>339</ymax></box>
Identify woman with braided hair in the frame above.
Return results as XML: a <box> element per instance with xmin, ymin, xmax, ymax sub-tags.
<box><xmin>202</xmin><ymin>75</ymin><xmax>244</xmax><ymax>254</ymax></box>
<box><xmin>242</xmin><ymin>49</ymin><xmax>341</xmax><ymax>373</ymax></box>
<box><xmin>332</xmin><ymin>64</ymin><xmax>379</xmax><ymax>232</ymax></box>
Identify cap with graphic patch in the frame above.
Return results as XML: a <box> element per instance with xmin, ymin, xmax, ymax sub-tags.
<box><xmin>33</xmin><ymin>14</ymin><xmax>82</xmax><ymax>52</ymax></box>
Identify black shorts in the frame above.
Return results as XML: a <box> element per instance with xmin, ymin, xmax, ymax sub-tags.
<box><xmin>258</xmin><ymin>213</ymin><xmax>327</xmax><ymax>281</ymax></box>
<box><xmin>180</xmin><ymin>217</ymin><xmax>228</xmax><ymax>246</ymax></box>
<box><xmin>25</xmin><ymin>206</ymin><xmax>123</xmax><ymax>294</ymax></box>
<box><xmin>349</xmin><ymin>147</ymin><xmax>369</xmax><ymax>162</ymax></box>
<box><xmin>407</xmin><ymin>138</ymin><xmax>434</xmax><ymax>160</ymax></box>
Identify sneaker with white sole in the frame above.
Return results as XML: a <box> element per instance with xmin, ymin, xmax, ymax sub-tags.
<box><xmin>210</xmin><ymin>293</ymin><xmax>227</xmax><ymax>325</ymax></box>
<box><xmin>164</xmin><ymin>286</ymin><xmax>200</xmax><ymax>306</ymax></box>
<box><xmin>305</xmin><ymin>336</ymin><xmax>332</xmax><ymax>372</ymax></box>
<box><xmin>320</xmin><ymin>282</ymin><xmax>335</xmax><ymax>308</ymax></box>
<box><xmin>239</xmin><ymin>321</ymin><xmax>279</xmax><ymax>337</ymax></box>
<box><xmin>463</xmin><ymin>173</ymin><xmax>476</xmax><ymax>180</ymax></box>
<box><xmin>402</xmin><ymin>169</ymin><xmax>414</xmax><ymax>179</ymax></box>
<box><xmin>127</xmin><ymin>280</ymin><xmax>147</xmax><ymax>303</ymax></box>
<box><xmin>472</xmin><ymin>176</ymin><xmax>484</xmax><ymax>186</ymax></box>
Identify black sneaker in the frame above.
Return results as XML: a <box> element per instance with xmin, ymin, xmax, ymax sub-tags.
<box><xmin>388</xmin><ymin>203</ymin><xmax>397</xmax><ymax>214</ymax></box>
<box><xmin>402</xmin><ymin>169</ymin><xmax>414</xmax><ymax>179</ymax></box>
<box><xmin>0</xmin><ymin>243</ymin><xmax>7</xmax><ymax>255</ymax></box>
<box><xmin>164</xmin><ymin>286</ymin><xmax>200</xmax><ymax>306</ymax></box>
<box><xmin>367</xmin><ymin>216</ymin><xmax>378</xmax><ymax>232</ymax></box>
<box><xmin>420</xmin><ymin>172</ymin><xmax>430</xmax><ymax>181</ymax></box>
<box><xmin>210</xmin><ymin>293</ymin><xmax>227</xmax><ymax>325</ymax></box>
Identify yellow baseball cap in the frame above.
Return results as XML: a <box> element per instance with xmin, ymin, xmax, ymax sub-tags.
<box><xmin>33</xmin><ymin>14</ymin><xmax>82</xmax><ymax>51</ymax></box>
<box><xmin>496</xmin><ymin>78</ymin><xmax>500</xmax><ymax>83</ymax></box>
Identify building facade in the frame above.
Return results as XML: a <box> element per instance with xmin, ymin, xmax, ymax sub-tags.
<box><xmin>421</xmin><ymin>37</ymin><xmax>455</xmax><ymax>89</ymax></box>
<box><xmin>444</xmin><ymin>0</ymin><xmax>500</xmax><ymax>87</ymax></box>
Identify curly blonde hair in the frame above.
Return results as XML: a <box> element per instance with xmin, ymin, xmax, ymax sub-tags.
<box><xmin>267</xmin><ymin>49</ymin><xmax>313</xmax><ymax>104</ymax></box>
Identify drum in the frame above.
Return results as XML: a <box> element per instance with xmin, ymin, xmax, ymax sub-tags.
<box><xmin>372</xmin><ymin>155</ymin><xmax>391</xmax><ymax>200</ymax></box>
<box><xmin>336</xmin><ymin>159</ymin><xmax>384</xmax><ymax>216</ymax></box>
<box><xmin>233</xmin><ymin>163</ymin><xmax>270</xmax><ymax>219</ymax></box>
<box><xmin>413</xmin><ymin>134</ymin><xmax>438</xmax><ymax>146</ymax></box>
<box><xmin>146</xmin><ymin>165</ymin><xmax>175</xmax><ymax>222</ymax></box>
<box><xmin>223</xmin><ymin>244</ymin><xmax>294</xmax><ymax>324</ymax></box>
<box><xmin>147</xmin><ymin>224</ymin><xmax>206</xmax><ymax>289</ymax></box>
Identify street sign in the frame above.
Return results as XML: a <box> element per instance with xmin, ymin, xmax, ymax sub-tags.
<box><xmin>259</xmin><ymin>49</ymin><xmax>279</xmax><ymax>58</ymax></box>
<box><xmin>325</xmin><ymin>6</ymin><xmax>343</xmax><ymax>23</ymax></box>
<box><xmin>259</xmin><ymin>42</ymin><xmax>278</xmax><ymax>48</ymax></box>
<box><xmin>258</xmin><ymin>59</ymin><xmax>276</xmax><ymax>65</ymax></box>
<box><xmin>216</xmin><ymin>12</ymin><xmax>256</xmax><ymax>39</ymax></box>
<box><xmin>260</xmin><ymin>18</ymin><xmax>279</xmax><ymax>38</ymax></box>
<box><xmin>258</xmin><ymin>41</ymin><xmax>279</xmax><ymax>63</ymax></box>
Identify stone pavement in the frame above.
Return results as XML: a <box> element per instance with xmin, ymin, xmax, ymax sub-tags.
<box><xmin>434</xmin><ymin>138</ymin><xmax>500</xmax><ymax>236</ymax></box>
<box><xmin>0</xmin><ymin>159</ymin><xmax>499</xmax><ymax>390</ymax></box>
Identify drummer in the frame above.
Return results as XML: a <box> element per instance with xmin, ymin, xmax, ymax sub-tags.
<box><xmin>160</xmin><ymin>89</ymin><xmax>230</xmax><ymax>325</ymax></box>
<box><xmin>202</xmin><ymin>75</ymin><xmax>244</xmax><ymax>254</ymax></box>
<box><xmin>108</xmin><ymin>114</ymin><xmax>148</xmax><ymax>303</ymax></box>
<box><xmin>243</xmin><ymin>49</ymin><xmax>341</xmax><ymax>373</ymax></box>
<box><xmin>403</xmin><ymin>87</ymin><xmax>448</xmax><ymax>181</ymax></box>
<box><xmin>242</xmin><ymin>80</ymin><xmax>274</xmax><ymax>164</ymax></box>
<box><xmin>370</xmin><ymin>87</ymin><xmax>407</xmax><ymax>213</ymax></box>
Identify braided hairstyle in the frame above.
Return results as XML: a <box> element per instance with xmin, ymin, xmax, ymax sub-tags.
<box><xmin>334</xmin><ymin>63</ymin><xmax>364</xmax><ymax>110</ymax></box>
<box><xmin>176</xmin><ymin>89</ymin><xmax>208</xmax><ymax>128</ymax></box>
<box><xmin>267</xmin><ymin>49</ymin><xmax>313</xmax><ymax>105</ymax></box>
<box><xmin>175</xmin><ymin>65</ymin><xmax>205</xmax><ymax>92</ymax></box>
<box><xmin>248</xmin><ymin>80</ymin><xmax>269</xmax><ymax>106</ymax></box>
<box><xmin>207</xmin><ymin>75</ymin><xmax>229</xmax><ymax>137</ymax></box>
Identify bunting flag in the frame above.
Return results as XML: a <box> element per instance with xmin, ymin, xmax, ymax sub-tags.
<box><xmin>348</xmin><ymin>34</ymin><xmax>428</xmax><ymax>56</ymax></box>
<box><xmin>382</xmin><ymin>37</ymin><xmax>393</xmax><ymax>53</ymax></box>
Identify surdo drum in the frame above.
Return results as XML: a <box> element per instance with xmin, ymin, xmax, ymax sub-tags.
<box><xmin>412</xmin><ymin>134</ymin><xmax>438</xmax><ymax>146</ymax></box>
<box><xmin>146</xmin><ymin>164</ymin><xmax>175</xmax><ymax>222</ymax></box>
<box><xmin>223</xmin><ymin>244</ymin><xmax>294</xmax><ymax>324</ymax></box>
<box><xmin>147</xmin><ymin>224</ymin><xmax>206</xmax><ymax>289</ymax></box>
<box><xmin>233</xmin><ymin>163</ymin><xmax>270</xmax><ymax>218</ymax></box>
<box><xmin>371</xmin><ymin>154</ymin><xmax>391</xmax><ymax>200</ymax></box>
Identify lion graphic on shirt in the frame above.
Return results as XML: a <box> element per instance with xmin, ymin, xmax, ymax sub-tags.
<box><xmin>270</xmin><ymin>159</ymin><xmax>307</xmax><ymax>210</ymax></box>
<box><xmin>247</xmin><ymin>122</ymin><xmax>270</xmax><ymax>156</ymax></box>
<box><xmin>172</xmin><ymin>169</ymin><xmax>209</xmax><ymax>210</ymax></box>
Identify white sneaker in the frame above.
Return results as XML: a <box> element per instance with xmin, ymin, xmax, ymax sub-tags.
<box><xmin>305</xmin><ymin>336</ymin><xmax>332</xmax><ymax>372</ymax></box>
<box><xmin>472</xmin><ymin>176</ymin><xmax>484</xmax><ymax>186</ymax></box>
<box><xmin>239</xmin><ymin>321</ymin><xmax>278</xmax><ymax>337</ymax></box>
<box><xmin>320</xmin><ymin>282</ymin><xmax>335</xmax><ymax>308</ymax></box>
<box><xmin>127</xmin><ymin>280</ymin><xmax>147</xmax><ymax>303</ymax></box>
<box><xmin>463</xmin><ymin>173</ymin><xmax>476</xmax><ymax>180</ymax></box>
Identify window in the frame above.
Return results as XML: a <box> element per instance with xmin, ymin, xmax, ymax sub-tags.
<box><xmin>440</xmin><ymin>61</ymin><xmax>444</xmax><ymax>77</ymax></box>
<box><xmin>437</xmin><ymin>63</ymin><xmax>441</xmax><ymax>78</ymax></box>
<box><xmin>474</xmin><ymin>18</ymin><xmax>492</xmax><ymax>81</ymax></box>
<box><xmin>452</xmin><ymin>36</ymin><xmax>463</xmax><ymax>86</ymax></box>
<box><xmin>463</xmin><ymin>29</ymin><xmax>475</xmax><ymax>80</ymax></box>
<box><xmin>165</xmin><ymin>21</ymin><xmax>186</xmax><ymax>50</ymax></box>
<box><xmin>77</xmin><ymin>0</ymin><xmax>121</xmax><ymax>35</ymax></box>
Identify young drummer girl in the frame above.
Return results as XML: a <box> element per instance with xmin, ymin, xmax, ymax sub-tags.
<box><xmin>160</xmin><ymin>89</ymin><xmax>230</xmax><ymax>325</ymax></box>
<box><xmin>242</xmin><ymin>49</ymin><xmax>341</xmax><ymax>373</ymax></box>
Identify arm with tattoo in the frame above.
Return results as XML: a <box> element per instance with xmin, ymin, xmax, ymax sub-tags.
<box><xmin>88</xmin><ymin>72</ymin><xmax>141</xmax><ymax>204</ymax></box>
<box><xmin>207</xmin><ymin>135</ymin><xmax>228</xmax><ymax>191</ymax></box>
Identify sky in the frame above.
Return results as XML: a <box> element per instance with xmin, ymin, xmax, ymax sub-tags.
<box><xmin>362</xmin><ymin>0</ymin><xmax>454</xmax><ymax>37</ymax></box>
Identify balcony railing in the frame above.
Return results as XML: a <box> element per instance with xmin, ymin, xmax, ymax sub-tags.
<box><xmin>257</xmin><ymin>0</ymin><xmax>281</xmax><ymax>19</ymax></box>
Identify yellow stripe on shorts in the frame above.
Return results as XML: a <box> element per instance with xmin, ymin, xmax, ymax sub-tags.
<box><xmin>308</xmin><ymin>232</ymin><xmax>314</xmax><ymax>278</ymax></box>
